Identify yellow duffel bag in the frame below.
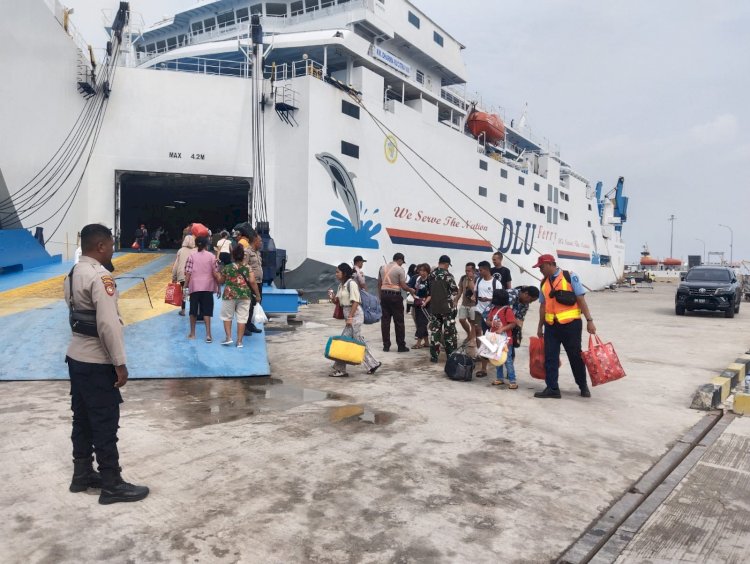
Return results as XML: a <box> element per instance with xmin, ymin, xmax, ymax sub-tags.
<box><xmin>325</xmin><ymin>336</ymin><xmax>366</xmax><ymax>365</ymax></box>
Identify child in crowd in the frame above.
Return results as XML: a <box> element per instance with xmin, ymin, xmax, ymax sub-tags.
<box><xmin>484</xmin><ymin>289</ymin><xmax>518</xmax><ymax>389</ymax></box>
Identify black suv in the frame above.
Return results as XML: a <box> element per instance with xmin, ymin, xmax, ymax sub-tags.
<box><xmin>675</xmin><ymin>266</ymin><xmax>741</xmax><ymax>317</ymax></box>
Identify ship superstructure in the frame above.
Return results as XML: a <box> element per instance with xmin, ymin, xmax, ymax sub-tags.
<box><xmin>0</xmin><ymin>0</ymin><xmax>628</xmax><ymax>289</ymax></box>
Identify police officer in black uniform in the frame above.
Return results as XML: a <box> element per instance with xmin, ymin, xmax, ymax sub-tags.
<box><xmin>65</xmin><ymin>224</ymin><xmax>149</xmax><ymax>504</ymax></box>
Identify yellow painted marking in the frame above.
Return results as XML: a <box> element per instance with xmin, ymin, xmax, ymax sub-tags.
<box><xmin>710</xmin><ymin>376</ymin><xmax>730</xmax><ymax>402</ymax></box>
<box><xmin>119</xmin><ymin>264</ymin><xmax>180</xmax><ymax>326</ymax></box>
<box><xmin>734</xmin><ymin>392</ymin><xmax>750</xmax><ymax>415</ymax></box>
<box><xmin>0</xmin><ymin>253</ymin><xmax>163</xmax><ymax>318</ymax></box>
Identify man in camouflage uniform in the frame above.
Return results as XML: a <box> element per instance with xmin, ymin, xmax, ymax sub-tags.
<box><xmin>243</xmin><ymin>230</ymin><xmax>264</xmax><ymax>335</ymax></box>
<box><xmin>427</xmin><ymin>255</ymin><xmax>459</xmax><ymax>363</ymax></box>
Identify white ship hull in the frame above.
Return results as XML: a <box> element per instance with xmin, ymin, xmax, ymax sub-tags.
<box><xmin>1</xmin><ymin>0</ymin><xmax>626</xmax><ymax>291</ymax></box>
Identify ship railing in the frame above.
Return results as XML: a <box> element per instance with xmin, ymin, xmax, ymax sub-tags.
<box><xmin>265</xmin><ymin>58</ymin><xmax>324</xmax><ymax>81</ymax></box>
<box><xmin>289</xmin><ymin>0</ymin><xmax>371</xmax><ymax>21</ymax></box>
<box><xmin>440</xmin><ymin>86</ymin><xmax>469</xmax><ymax>111</ymax></box>
<box><xmin>149</xmin><ymin>57</ymin><xmax>251</xmax><ymax>78</ymax></box>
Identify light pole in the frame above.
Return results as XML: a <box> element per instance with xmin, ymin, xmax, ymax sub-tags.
<box><xmin>695</xmin><ymin>238</ymin><xmax>705</xmax><ymax>264</ymax></box>
<box><xmin>718</xmin><ymin>224</ymin><xmax>733</xmax><ymax>265</ymax></box>
<box><xmin>668</xmin><ymin>214</ymin><xmax>676</xmax><ymax>258</ymax></box>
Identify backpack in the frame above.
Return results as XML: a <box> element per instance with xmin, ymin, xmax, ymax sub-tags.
<box><xmin>360</xmin><ymin>289</ymin><xmax>382</xmax><ymax>324</ymax></box>
<box><xmin>542</xmin><ymin>270</ymin><xmax>577</xmax><ymax>306</ymax></box>
<box><xmin>445</xmin><ymin>349</ymin><xmax>475</xmax><ymax>381</ymax></box>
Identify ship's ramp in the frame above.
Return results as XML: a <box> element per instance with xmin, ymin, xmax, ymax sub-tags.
<box><xmin>0</xmin><ymin>252</ymin><xmax>270</xmax><ymax>380</ymax></box>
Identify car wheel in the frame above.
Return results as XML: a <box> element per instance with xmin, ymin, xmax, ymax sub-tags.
<box><xmin>735</xmin><ymin>299</ymin><xmax>740</xmax><ymax>314</ymax></box>
<box><xmin>676</xmin><ymin>305</ymin><xmax>685</xmax><ymax>316</ymax></box>
<box><xmin>725</xmin><ymin>303</ymin><xmax>735</xmax><ymax>318</ymax></box>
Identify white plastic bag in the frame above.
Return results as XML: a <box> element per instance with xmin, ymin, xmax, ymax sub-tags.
<box><xmin>478</xmin><ymin>331</ymin><xmax>508</xmax><ymax>364</ymax></box>
<box><xmin>252</xmin><ymin>303</ymin><xmax>269</xmax><ymax>324</ymax></box>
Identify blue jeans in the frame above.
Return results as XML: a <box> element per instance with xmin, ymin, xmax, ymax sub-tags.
<box><xmin>495</xmin><ymin>345</ymin><xmax>516</xmax><ymax>383</ymax></box>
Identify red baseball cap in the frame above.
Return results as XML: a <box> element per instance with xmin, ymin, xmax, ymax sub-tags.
<box><xmin>533</xmin><ymin>254</ymin><xmax>556</xmax><ymax>268</ymax></box>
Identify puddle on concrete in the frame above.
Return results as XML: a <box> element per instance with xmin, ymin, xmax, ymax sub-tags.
<box><xmin>137</xmin><ymin>377</ymin><xmax>349</xmax><ymax>429</ymax></box>
<box><xmin>329</xmin><ymin>405</ymin><xmax>396</xmax><ymax>426</ymax></box>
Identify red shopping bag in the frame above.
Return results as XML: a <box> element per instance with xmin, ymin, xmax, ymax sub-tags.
<box><xmin>131</xmin><ymin>240</ymin><xmax>140</xmax><ymax>250</ymax></box>
<box><xmin>165</xmin><ymin>283</ymin><xmax>183</xmax><ymax>307</ymax></box>
<box><xmin>581</xmin><ymin>334</ymin><xmax>626</xmax><ymax>386</ymax></box>
<box><xmin>529</xmin><ymin>336</ymin><xmax>546</xmax><ymax>380</ymax></box>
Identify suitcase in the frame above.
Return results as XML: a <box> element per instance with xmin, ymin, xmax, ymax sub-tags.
<box><xmin>324</xmin><ymin>336</ymin><xmax>366</xmax><ymax>365</ymax></box>
<box><xmin>445</xmin><ymin>350</ymin><xmax>475</xmax><ymax>381</ymax></box>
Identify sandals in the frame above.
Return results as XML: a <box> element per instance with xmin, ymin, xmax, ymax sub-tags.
<box><xmin>206</xmin><ymin>337</ymin><xmax>213</xmax><ymax>343</ymax></box>
<box><xmin>492</xmin><ymin>380</ymin><xmax>506</xmax><ymax>386</ymax></box>
<box><xmin>508</xmin><ymin>383</ymin><xmax>518</xmax><ymax>390</ymax></box>
<box><xmin>475</xmin><ymin>371</ymin><xmax>487</xmax><ymax>378</ymax></box>
<box><xmin>329</xmin><ymin>370</ymin><xmax>349</xmax><ymax>378</ymax></box>
<box><xmin>367</xmin><ymin>362</ymin><xmax>382</xmax><ymax>375</ymax></box>
<box><xmin>412</xmin><ymin>343</ymin><xmax>424</xmax><ymax>349</ymax></box>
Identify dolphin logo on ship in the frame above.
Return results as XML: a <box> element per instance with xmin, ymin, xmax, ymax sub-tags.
<box><xmin>315</xmin><ymin>152</ymin><xmax>361</xmax><ymax>230</ymax></box>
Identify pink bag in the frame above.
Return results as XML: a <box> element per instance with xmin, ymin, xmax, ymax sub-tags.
<box><xmin>581</xmin><ymin>335</ymin><xmax>626</xmax><ymax>386</ymax></box>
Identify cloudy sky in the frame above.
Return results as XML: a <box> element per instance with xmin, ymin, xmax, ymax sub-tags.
<box><xmin>67</xmin><ymin>0</ymin><xmax>750</xmax><ymax>263</ymax></box>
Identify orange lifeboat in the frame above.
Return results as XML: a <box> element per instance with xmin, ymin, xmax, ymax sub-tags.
<box><xmin>662</xmin><ymin>258</ymin><xmax>682</xmax><ymax>266</ymax></box>
<box><xmin>639</xmin><ymin>257</ymin><xmax>658</xmax><ymax>266</ymax></box>
<box><xmin>467</xmin><ymin>111</ymin><xmax>505</xmax><ymax>144</ymax></box>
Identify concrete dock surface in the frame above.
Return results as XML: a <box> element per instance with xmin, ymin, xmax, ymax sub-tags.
<box><xmin>2</xmin><ymin>283</ymin><xmax>750</xmax><ymax>563</ymax></box>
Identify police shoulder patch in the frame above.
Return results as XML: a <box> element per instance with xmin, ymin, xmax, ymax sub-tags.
<box><xmin>101</xmin><ymin>275</ymin><xmax>116</xmax><ymax>296</ymax></box>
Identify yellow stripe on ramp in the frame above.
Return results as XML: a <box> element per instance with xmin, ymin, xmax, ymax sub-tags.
<box><xmin>0</xmin><ymin>253</ymin><xmax>164</xmax><ymax>318</ymax></box>
<box><xmin>119</xmin><ymin>264</ymin><xmax>181</xmax><ymax>326</ymax></box>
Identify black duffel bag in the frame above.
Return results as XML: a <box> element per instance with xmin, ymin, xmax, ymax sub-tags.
<box><xmin>445</xmin><ymin>350</ymin><xmax>475</xmax><ymax>381</ymax></box>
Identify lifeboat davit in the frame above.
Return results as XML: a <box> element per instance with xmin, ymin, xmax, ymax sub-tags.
<box><xmin>467</xmin><ymin>111</ymin><xmax>505</xmax><ymax>144</ymax></box>
<box><xmin>662</xmin><ymin>258</ymin><xmax>682</xmax><ymax>266</ymax></box>
<box><xmin>640</xmin><ymin>257</ymin><xmax>658</xmax><ymax>266</ymax></box>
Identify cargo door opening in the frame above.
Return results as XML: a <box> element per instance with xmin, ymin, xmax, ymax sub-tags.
<box><xmin>116</xmin><ymin>171</ymin><xmax>251</xmax><ymax>249</ymax></box>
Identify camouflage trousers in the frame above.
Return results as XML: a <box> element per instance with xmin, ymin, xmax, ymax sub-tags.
<box><xmin>429</xmin><ymin>312</ymin><xmax>458</xmax><ymax>361</ymax></box>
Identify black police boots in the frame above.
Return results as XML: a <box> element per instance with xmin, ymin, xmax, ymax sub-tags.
<box><xmin>99</xmin><ymin>467</ymin><xmax>149</xmax><ymax>505</ymax></box>
<box><xmin>69</xmin><ymin>457</ymin><xmax>103</xmax><ymax>492</ymax></box>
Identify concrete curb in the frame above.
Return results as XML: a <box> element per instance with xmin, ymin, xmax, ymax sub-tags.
<box><xmin>690</xmin><ymin>350</ymin><xmax>750</xmax><ymax>411</ymax></box>
<box><xmin>557</xmin><ymin>412</ymin><xmax>724</xmax><ymax>564</ymax></box>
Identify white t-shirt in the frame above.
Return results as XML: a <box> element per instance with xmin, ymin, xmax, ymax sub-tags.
<box><xmin>474</xmin><ymin>277</ymin><xmax>496</xmax><ymax>315</ymax></box>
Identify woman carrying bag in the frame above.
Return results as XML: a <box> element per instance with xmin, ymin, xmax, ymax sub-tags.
<box><xmin>215</xmin><ymin>230</ymin><xmax>233</xmax><ymax>266</ymax></box>
<box><xmin>218</xmin><ymin>245</ymin><xmax>259</xmax><ymax>348</ymax></box>
<box><xmin>327</xmin><ymin>263</ymin><xmax>382</xmax><ymax>378</ymax></box>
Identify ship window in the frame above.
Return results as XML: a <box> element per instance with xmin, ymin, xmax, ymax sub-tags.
<box><xmin>191</xmin><ymin>22</ymin><xmax>203</xmax><ymax>34</ymax></box>
<box><xmin>518</xmin><ymin>199</ymin><xmax>524</xmax><ymax>208</ymax></box>
<box><xmin>145</xmin><ymin>43</ymin><xmax>155</xmax><ymax>53</ymax></box>
<box><xmin>166</xmin><ymin>36</ymin><xmax>177</xmax><ymax>49</ymax></box>
<box><xmin>534</xmin><ymin>182</ymin><xmax>540</xmax><ymax>191</ymax></box>
<box><xmin>416</xmin><ymin>70</ymin><xmax>424</xmax><ymax>84</ymax></box>
<box><xmin>478</xmin><ymin>186</ymin><xmax>487</xmax><ymax>197</ymax></box>
<box><xmin>554</xmin><ymin>188</ymin><xmax>559</xmax><ymax>204</ymax></box>
<box><xmin>548</xmin><ymin>184</ymin><xmax>553</xmax><ymax>201</ymax></box>
<box><xmin>518</xmin><ymin>176</ymin><xmax>525</xmax><ymax>186</ymax></box>
<box><xmin>341</xmin><ymin>141</ymin><xmax>360</xmax><ymax>159</ymax></box>
<box><xmin>588</xmin><ymin>204</ymin><xmax>592</xmax><ymax>211</ymax></box>
<box><xmin>204</xmin><ymin>17</ymin><xmax>216</xmax><ymax>31</ymax></box>
<box><xmin>338</xmin><ymin>0</ymin><xmax>351</xmax><ymax>4</ymax></box>
<box><xmin>500</xmin><ymin>168</ymin><xmax>508</xmax><ymax>179</ymax></box>
<box><xmin>305</xmin><ymin>0</ymin><xmax>319</xmax><ymax>13</ymax></box>
<box><xmin>434</xmin><ymin>32</ymin><xmax>444</xmax><ymax>46</ymax></box>
<box><xmin>408</xmin><ymin>11</ymin><xmax>420</xmax><ymax>28</ymax></box>
<box><xmin>342</xmin><ymin>100</ymin><xmax>360</xmax><ymax>119</ymax></box>
<box><xmin>236</xmin><ymin>8</ymin><xmax>250</xmax><ymax>22</ymax></box>
<box><xmin>547</xmin><ymin>207</ymin><xmax>553</xmax><ymax>224</ymax></box>
<box><xmin>587</xmin><ymin>221</ymin><xmax>592</xmax><ymax>227</ymax></box>
<box><xmin>177</xmin><ymin>34</ymin><xmax>187</xmax><ymax>46</ymax></box>
<box><xmin>499</xmin><ymin>193</ymin><xmax>507</xmax><ymax>203</ymax></box>
<box><xmin>479</xmin><ymin>160</ymin><xmax>488</xmax><ymax>171</ymax></box>
<box><xmin>291</xmin><ymin>1</ymin><xmax>304</xmax><ymax>15</ymax></box>
<box><xmin>321</xmin><ymin>0</ymin><xmax>335</xmax><ymax>7</ymax></box>
<box><xmin>217</xmin><ymin>11</ymin><xmax>235</xmax><ymax>27</ymax></box>
<box><xmin>251</xmin><ymin>3</ymin><xmax>263</xmax><ymax>15</ymax></box>
<box><xmin>266</xmin><ymin>3</ymin><xmax>288</xmax><ymax>17</ymax></box>
<box><xmin>561</xmin><ymin>212</ymin><xmax>569</xmax><ymax>221</ymax></box>
<box><xmin>553</xmin><ymin>208</ymin><xmax>559</xmax><ymax>224</ymax></box>
<box><xmin>156</xmin><ymin>40</ymin><xmax>166</xmax><ymax>52</ymax></box>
